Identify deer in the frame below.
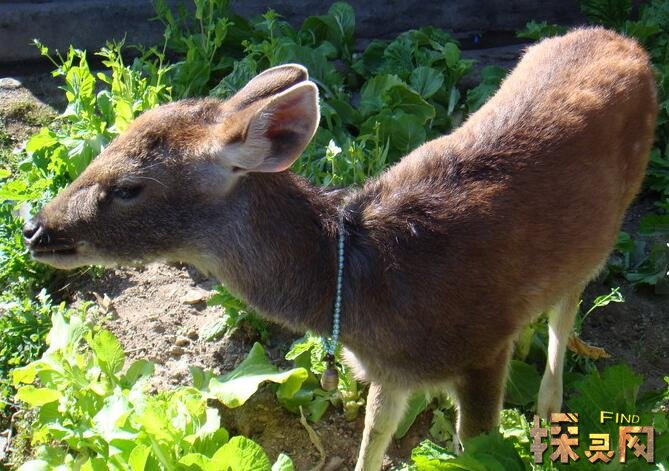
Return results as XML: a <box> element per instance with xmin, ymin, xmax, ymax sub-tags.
<box><xmin>23</xmin><ymin>27</ymin><xmax>656</xmax><ymax>470</ymax></box>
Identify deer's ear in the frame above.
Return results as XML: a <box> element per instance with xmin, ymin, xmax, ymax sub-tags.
<box><xmin>227</xmin><ymin>63</ymin><xmax>309</xmax><ymax>110</ymax></box>
<box><xmin>226</xmin><ymin>82</ymin><xmax>320</xmax><ymax>173</ymax></box>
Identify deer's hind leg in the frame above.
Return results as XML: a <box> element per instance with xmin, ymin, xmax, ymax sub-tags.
<box><xmin>537</xmin><ymin>289</ymin><xmax>581</xmax><ymax>418</ymax></box>
<box><xmin>354</xmin><ymin>382</ymin><xmax>409</xmax><ymax>471</ymax></box>
<box><xmin>453</xmin><ymin>341</ymin><xmax>513</xmax><ymax>441</ymax></box>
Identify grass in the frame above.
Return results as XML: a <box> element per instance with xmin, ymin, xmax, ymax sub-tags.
<box><xmin>2</xmin><ymin>99</ymin><xmax>54</xmax><ymax>128</ymax></box>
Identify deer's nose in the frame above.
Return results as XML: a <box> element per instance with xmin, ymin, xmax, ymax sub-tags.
<box><xmin>23</xmin><ymin>217</ymin><xmax>44</xmax><ymax>245</ymax></box>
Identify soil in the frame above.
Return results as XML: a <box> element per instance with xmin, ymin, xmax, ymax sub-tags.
<box><xmin>1</xmin><ymin>65</ymin><xmax>668</xmax><ymax>470</ymax></box>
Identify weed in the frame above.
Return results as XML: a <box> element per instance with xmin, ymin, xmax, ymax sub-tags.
<box><xmin>11</xmin><ymin>310</ymin><xmax>305</xmax><ymax>469</ymax></box>
<box><xmin>202</xmin><ymin>285</ymin><xmax>270</xmax><ymax>342</ymax></box>
<box><xmin>0</xmin><ymin>291</ymin><xmax>58</xmax><ymax>417</ymax></box>
<box><xmin>4</xmin><ymin>99</ymin><xmax>54</xmax><ymax>128</ymax></box>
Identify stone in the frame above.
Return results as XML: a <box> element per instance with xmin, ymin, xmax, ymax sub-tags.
<box><xmin>181</xmin><ymin>288</ymin><xmax>210</xmax><ymax>305</ymax></box>
<box><xmin>169</xmin><ymin>346</ymin><xmax>184</xmax><ymax>357</ymax></box>
<box><xmin>0</xmin><ymin>78</ymin><xmax>21</xmax><ymax>89</ymax></box>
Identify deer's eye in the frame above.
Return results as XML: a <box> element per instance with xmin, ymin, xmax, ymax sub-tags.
<box><xmin>111</xmin><ymin>184</ymin><xmax>143</xmax><ymax>200</ymax></box>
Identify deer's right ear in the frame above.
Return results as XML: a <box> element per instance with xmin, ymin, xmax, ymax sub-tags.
<box><xmin>219</xmin><ymin>81</ymin><xmax>320</xmax><ymax>173</ymax></box>
<box><xmin>227</xmin><ymin>63</ymin><xmax>309</xmax><ymax>110</ymax></box>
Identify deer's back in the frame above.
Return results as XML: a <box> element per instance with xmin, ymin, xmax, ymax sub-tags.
<box><xmin>344</xmin><ymin>28</ymin><xmax>656</xmax><ymax>384</ymax></box>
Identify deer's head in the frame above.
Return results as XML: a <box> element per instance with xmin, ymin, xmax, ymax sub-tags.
<box><xmin>23</xmin><ymin>64</ymin><xmax>320</xmax><ymax>269</ymax></box>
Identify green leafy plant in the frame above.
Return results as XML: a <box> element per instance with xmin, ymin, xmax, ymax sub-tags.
<box><xmin>517</xmin><ymin>21</ymin><xmax>568</xmax><ymax>41</ymax></box>
<box><xmin>580</xmin><ymin>0</ymin><xmax>632</xmax><ymax>29</ymax></box>
<box><xmin>0</xmin><ymin>40</ymin><xmax>171</xmax><ymax>300</ymax></box>
<box><xmin>465</xmin><ymin>65</ymin><xmax>507</xmax><ymax>113</ymax></box>
<box><xmin>203</xmin><ymin>285</ymin><xmax>270</xmax><ymax>342</ymax></box>
<box><xmin>0</xmin><ymin>290</ymin><xmax>61</xmax><ymax>415</ymax></box>
<box><xmin>282</xmin><ymin>332</ymin><xmax>364</xmax><ymax>422</ymax></box>
<box><xmin>610</xmin><ymin>205</ymin><xmax>669</xmax><ymax>291</ymax></box>
<box><xmin>11</xmin><ymin>310</ymin><xmax>303</xmax><ymax>469</ymax></box>
<box><xmin>400</xmin><ymin>366</ymin><xmax>668</xmax><ymax>470</ymax></box>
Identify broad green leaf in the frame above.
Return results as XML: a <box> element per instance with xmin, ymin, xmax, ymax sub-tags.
<box><xmin>465</xmin><ymin>65</ymin><xmax>506</xmax><ymax>113</ymax></box>
<box><xmin>386</xmin><ymin>85</ymin><xmax>435</xmax><ymax>123</ymax></box>
<box><xmin>395</xmin><ymin>392</ymin><xmax>429</xmax><ymax>439</ymax></box>
<box><xmin>352</xmin><ymin>40</ymin><xmax>386</xmax><ymax>76</ymax></box>
<box><xmin>133</xmin><ymin>396</ymin><xmax>175</xmax><ymax>444</ymax></box>
<box><xmin>122</xmin><ymin>359</ymin><xmax>155</xmax><ymax>387</ymax></box>
<box><xmin>12</xmin><ymin>361</ymin><xmax>41</xmax><ymax>385</ymax></box>
<box><xmin>0</xmin><ymin>168</ymin><xmax>11</xmax><ymax>179</ymax></box>
<box><xmin>391</xmin><ymin>112</ymin><xmax>427</xmax><ymax>155</ymax></box>
<box><xmin>271</xmin><ymin>453</ymin><xmax>294</xmax><ymax>471</ymax></box>
<box><xmin>92</xmin><ymin>389</ymin><xmax>135</xmax><ymax>442</ymax></box>
<box><xmin>25</xmin><ymin>128</ymin><xmax>58</xmax><ymax>154</ymax></box>
<box><xmin>329</xmin><ymin>2</ymin><xmax>355</xmax><ymax>40</ymax></box>
<box><xmin>442</xmin><ymin>42</ymin><xmax>461</xmax><ymax>68</ymax></box>
<box><xmin>616</xmin><ymin>231</ymin><xmax>635</xmax><ymax>253</ymax></box>
<box><xmin>88</xmin><ymin>329</ymin><xmax>125</xmax><ymax>375</ymax></box>
<box><xmin>190</xmin><ymin>426</ymin><xmax>229</xmax><ymax>457</ymax></box>
<box><xmin>581</xmin><ymin>0</ymin><xmax>632</xmax><ymax>29</ymax></box>
<box><xmin>206</xmin><ymin>343</ymin><xmax>308</xmax><ymax>407</ymax></box>
<box><xmin>517</xmin><ymin>21</ymin><xmax>568</xmax><ymax>40</ymax></box>
<box><xmin>458</xmin><ymin>432</ymin><xmax>525</xmax><ymax>471</ymax></box>
<box><xmin>210</xmin><ymin>436</ymin><xmax>271</xmax><ymax>471</ymax></box>
<box><xmin>505</xmin><ymin>360</ymin><xmax>541</xmax><ymax>406</ymax></box>
<box><xmin>81</xmin><ymin>457</ymin><xmax>109</xmax><ymax>471</ymax></box>
<box><xmin>199</xmin><ymin>315</ymin><xmax>231</xmax><ymax>341</ymax></box>
<box><xmin>128</xmin><ymin>444</ymin><xmax>151</xmax><ymax>471</ymax></box>
<box><xmin>179</xmin><ymin>453</ymin><xmax>212</xmax><ymax>468</ymax></box>
<box><xmin>16</xmin><ymin>385</ymin><xmax>61</xmax><ymax>406</ymax></box>
<box><xmin>639</xmin><ymin>214</ymin><xmax>669</xmax><ymax>235</ymax></box>
<box><xmin>410</xmin><ymin>66</ymin><xmax>444</xmax><ymax>99</ymax></box>
<box><xmin>382</xmin><ymin>38</ymin><xmax>415</xmax><ymax>78</ymax></box>
<box><xmin>190</xmin><ymin>366</ymin><xmax>217</xmax><ymax>391</ymax></box>
<box><xmin>429</xmin><ymin>408</ymin><xmax>455</xmax><ymax>442</ymax></box>
<box><xmin>410</xmin><ymin>440</ymin><xmax>457</xmax><ymax>470</ymax></box>
<box><xmin>359</xmin><ymin>74</ymin><xmax>404</xmax><ymax>117</ymax></box>
<box><xmin>113</xmin><ymin>99</ymin><xmax>134</xmax><ymax>131</ymax></box>
<box><xmin>567</xmin><ymin>364</ymin><xmax>644</xmax><ymax>434</ymax></box>
<box><xmin>47</xmin><ymin>310</ymin><xmax>86</xmax><ymax>353</ymax></box>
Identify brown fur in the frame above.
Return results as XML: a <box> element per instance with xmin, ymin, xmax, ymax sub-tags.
<box><xmin>25</xmin><ymin>29</ymin><xmax>656</xmax><ymax>469</ymax></box>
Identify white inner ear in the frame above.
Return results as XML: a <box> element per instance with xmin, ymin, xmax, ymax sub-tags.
<box><xmin>230</xmin><ymin>82</ymin><xmax>320</xmax><ymax>173</ymax></box>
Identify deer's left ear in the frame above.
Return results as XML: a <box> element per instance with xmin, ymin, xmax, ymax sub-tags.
<box><xmin>226</xmin><ymin>81</ymin><xmax>320</xmax><ymax>173</ymax></box>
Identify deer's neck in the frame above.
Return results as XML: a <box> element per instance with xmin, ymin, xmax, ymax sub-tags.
<box><xmin>197</xmin><ymin>172</ymin><xmax>344</xmax><ymax>335</ymax></box>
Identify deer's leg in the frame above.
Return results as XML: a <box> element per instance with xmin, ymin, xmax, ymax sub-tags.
<box><xmin>537</xmin><ymin>290</ymin><xmax>581</xmax><ymax>418</ymax></box>
<box><xmin>354</xmin><ymin>382</ymin><xmax>409</xmax><ymax>471</ymax></box>
<box><xmin>453</xmin><ymin>342</ymin><xmax>512</xmax><ymax>441</ymax></box>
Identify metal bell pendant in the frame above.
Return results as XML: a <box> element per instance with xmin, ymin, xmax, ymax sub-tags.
<box><xmin>321</xmin><ymin>367</ymin><xmax>339</xmax><ymax>391</ymax></box>
<box><xmin>320</xmin><ymin>353</ymin><xmax>339</xmax><ymax>391</ymax></box>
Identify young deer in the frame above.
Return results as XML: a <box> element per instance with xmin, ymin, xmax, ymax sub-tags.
<box><xmin>24</xmin><ymin>28</ymin><xmax>655</xmax><ymax>470</ymax></box>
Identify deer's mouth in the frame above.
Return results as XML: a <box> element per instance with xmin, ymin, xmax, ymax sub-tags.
<box><xmin>30</xmin><ymin>243</ymin><xmax>77</xmax><ymax>257</ymax></box>
<box><xmin>29</xmin><ymin>239</ymin><xmax>90</xmax><ymax>269</ymax></box>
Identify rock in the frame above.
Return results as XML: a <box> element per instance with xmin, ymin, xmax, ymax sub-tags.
<box><xmin>175</xmin><ymin>336</ymin><xmax>190</xmax><ymax>347</ymax></box>
<box><xmin>0</xmin><ymin>77</ymin><xmax>21</xmax><ymax>89</ymax></box>
<box><xmin>169</xmin><ymin>346</ymin><xmax>184</xmax><ymax>357</ymax></box>
<box><xmin>186</xmin><ymin>329</ymin><xmax>199</xmax><ymax>340</ymax></box>
<box><xmin>181</xmin><ymin>288</ymin><xmax>210</xmax><ymax>305</ymax></box>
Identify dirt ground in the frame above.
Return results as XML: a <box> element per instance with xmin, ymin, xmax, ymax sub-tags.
<box><xmin>2</xmin><ymin>68</ymin><xmax>668</xmax><ymax>469</ymax></box>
